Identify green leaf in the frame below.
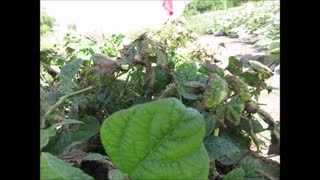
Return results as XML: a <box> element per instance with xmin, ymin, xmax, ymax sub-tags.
<box><xmin>204</xmin><ymin>136</ymin><xmax>239</xmax><ymax>161</ymax></box>
<box><xmin>226</xmin><ymin>75</ymin><xmax>252</xmax><ymax>101</ymax></box>
<box><xmin>225</xmin><ymin>96</ymin><xmax>245</xmax><ymax>125</ymax></box>
<box><xmin>40</xmin><ymin>152</ymin><xmax>93</xmax><ymax>180</ymax></box>
<box><xmin>201</xmin><ymin>111</ymin><xmax>215</xmax><ymax>137</ymax></box>
<box><xmin>227</xmin><ymin>56</ymin><xmax>243</xmax><ymax>76</ymax></box>
<box><xmin>223</xmin><ymin>167</ymin><xmax>245</xmax><ymax>180</ymax></box>
<box><xmin>153</xmin><ymin>67</ymin><xmax>170</xmax><ymax>93</ymax></box>
<box><xmin>40</xmin><ymin>129</ymin><xmax>56</xmax><ymax>150</ymax></box>
<box><xmin>44</xmin><ymin>116</ymin><xmax>100</xmax><ymax>155</ymax></box>
<box><xmin>174</xmin><ymin>62</ymin><xmax>208</xmax><ymax>84</ymax></box>
<box><xmin>179</xmin><ymin>86</ymin><xmax>200</xmax><ymax>100</ymax></box>
<box><xmin>268</xmin><ymin>41</ymin><xmax>280</xmax><ymax>51</ymax></box>
<box><xmin>242</xmin><ymin>161</ymin><xmax>263</xmax><ymax>180</ymax></box>
<box><xmin>100</xmin><ymin>98</ymin><xmax>209</xmax><ymax>179</ymax></box>
<box><xmin>240</xmin><ymin>72</ymin><xmax>260</xmax><ymax>87</ymax></box>
<box><xmin>216</xmin><ymin>130</ymin><xmax>251</xmax><ymax>166</ymax></box>
<box><xmin>59</xmin><ymin>58</ymin><xmax>83</xmax><ymax>94</ymax></box>
<box><xmin>248</xmin><ymin>60</ymin><xmax>273</xmax><ymax>79</ymax></box>
<box><xmin>41</xmin><ymin>119</ymin><xmax>83</xmax><ymax>150</ymax></box>
<box><xmin>203</xmin><ymin>73</ymin><xmax>229</xmax><ymax>108</ymax></box>
<box><xmin>240</xmin><ymin>117</ymin><xmax>264</xmax><ymax>133</ymax></box>
<box><xmin>108</xmin><ymin>169</ymin><xmax>128</xmax><ymax>180</ymax></box>
<box><xmin>270</xmin><ymin>47</ymin><xmax>280</xmax><ymax>54</ymax></box>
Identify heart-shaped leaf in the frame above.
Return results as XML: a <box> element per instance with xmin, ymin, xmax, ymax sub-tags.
<box><xmin>100</xmin><ymin>98</ymin><xmax>209</xmax><ymax>179</ymax></box>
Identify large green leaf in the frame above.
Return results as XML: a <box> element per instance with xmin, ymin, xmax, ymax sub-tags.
<box><xmin>44</xmin><ymin>116</ymin><xmax>100</xmax><ymax>155</ymax></box>
<box><xmin>204</xmin><ymin>136</ymin><xmax>239</xmax><ymax>161</ymax></box>
<box><xmin>59</xmin><ymin>58</ymin><xmax>83</xmax><ymax>94</ymax></box>
<box><xmin>227</xmin><ymin>56</ymin><xmax>243</xmax><ymax>76</ymax></box>
<box><xmin>203</xmin><ymin>73</ymin><xmax>229</xmax><ymax>108</ymax></box>
<box><xmin>40</xmin><ymin>152</ymin><xmax>93</xmax><ymax>180</ymax></box>
<box><xmin>100</xmin><ymin>98</ymin><xmax>209</xmax><ymax>179</ymax></box>
<box><xmin>223</xmin><ymin>167</ymin><xmax>245</xmax><ymax>180</ymax></box>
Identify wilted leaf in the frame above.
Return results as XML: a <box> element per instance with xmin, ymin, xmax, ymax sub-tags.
<box><xmin>203</xmin><ymin>73</ymin><xmax>229</xmax><ymax>108</ymax></box>
<box><xmin>223</xmin><ymin>167</ymin><xmax>245</xmax><ymax>180</ymax></box>
<box><xmin>59</xmin><ymin>58</ymin><xmax>83</xmax><ymax>94</ymax></box>
<box><xmin>226</xmin><ymin>75</ymin><xmax>252</xmax><ymax>101</ymax></box>
<box><xmin>100</xmin><ymin>98</ymin><xmax>209</xmax><ymax>179</ymax></box>
<box><xmin>204</xmin><ymin>135</ymin><xmax>240</xmax><ymax>161</ymax></box>
<box><xmin>40</xmin><ymin>152</ymin><xmax>93</xmax><ymax>180</ymax></box>
<box><xmin>248</xmin><ymin>60</ymin><xmax>273</xmax><ymax>79</ymax></box>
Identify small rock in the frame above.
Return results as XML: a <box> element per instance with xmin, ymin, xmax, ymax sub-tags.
<box><xmin>206</xmin><ymin>29</ymin><xmax>214</xmax><ymax>35</ymax></box>
<box><xmin>256</xmin><ymin>46</ymin><xmax>268</xmax><ymax>52</ymax></box>
<box><xmin>215</xmin><ymin>29</ymin><xmax>226</xmax><ymax>36</ymax></box>
<box><xmin>274</xmin><ymin>65</ymin><xmax>280</xmax><ymax>74</ymax></box>
<box><xmin>229</xmin><ymin>32</ymin><xmax>239</xmax><ymax>38</ymax></box>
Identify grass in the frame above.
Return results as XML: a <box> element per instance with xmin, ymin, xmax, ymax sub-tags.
<box><xmin>183</xmin><ymin>1</ymin><xmax>280</xmax><ymax>37</ymax></box>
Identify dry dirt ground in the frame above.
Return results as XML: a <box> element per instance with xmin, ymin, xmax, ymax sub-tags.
<box><xmin>198</xmin><ymin>35</ymin><xmax>280</xmax><ymax>163</ymax></box>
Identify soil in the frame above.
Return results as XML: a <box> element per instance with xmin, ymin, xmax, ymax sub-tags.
<box><xmin>197</xmin><ymin>34</ymin><xmax>280</xmax><ymax>163</ymax></box>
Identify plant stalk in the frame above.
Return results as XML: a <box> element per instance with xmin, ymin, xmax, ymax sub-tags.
<box><xmin>40</xmin><ymin>86</ymin><xmax>94</xmax><ymax>128</ymax></box>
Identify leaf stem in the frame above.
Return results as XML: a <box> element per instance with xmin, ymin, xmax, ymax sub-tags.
<box><xmin>40</xmin><ymin>86</ymin><xmax>94</xmax><ymax>128</ymax></box>
<box><xmin>214</xmin><ymin>128</ymin><xmax>220</xmax><ymax>136</ymax></box>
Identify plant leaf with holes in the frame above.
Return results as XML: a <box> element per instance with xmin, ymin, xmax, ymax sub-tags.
<box><xmin>100</xmin><ymin>98</ymin><xmax>209</xmax><ymax>179</ymax></box>
<box><xmin>40</xmin><ymin>152</ymin><xmax>93</xmax><ymax>180</ymax></box>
